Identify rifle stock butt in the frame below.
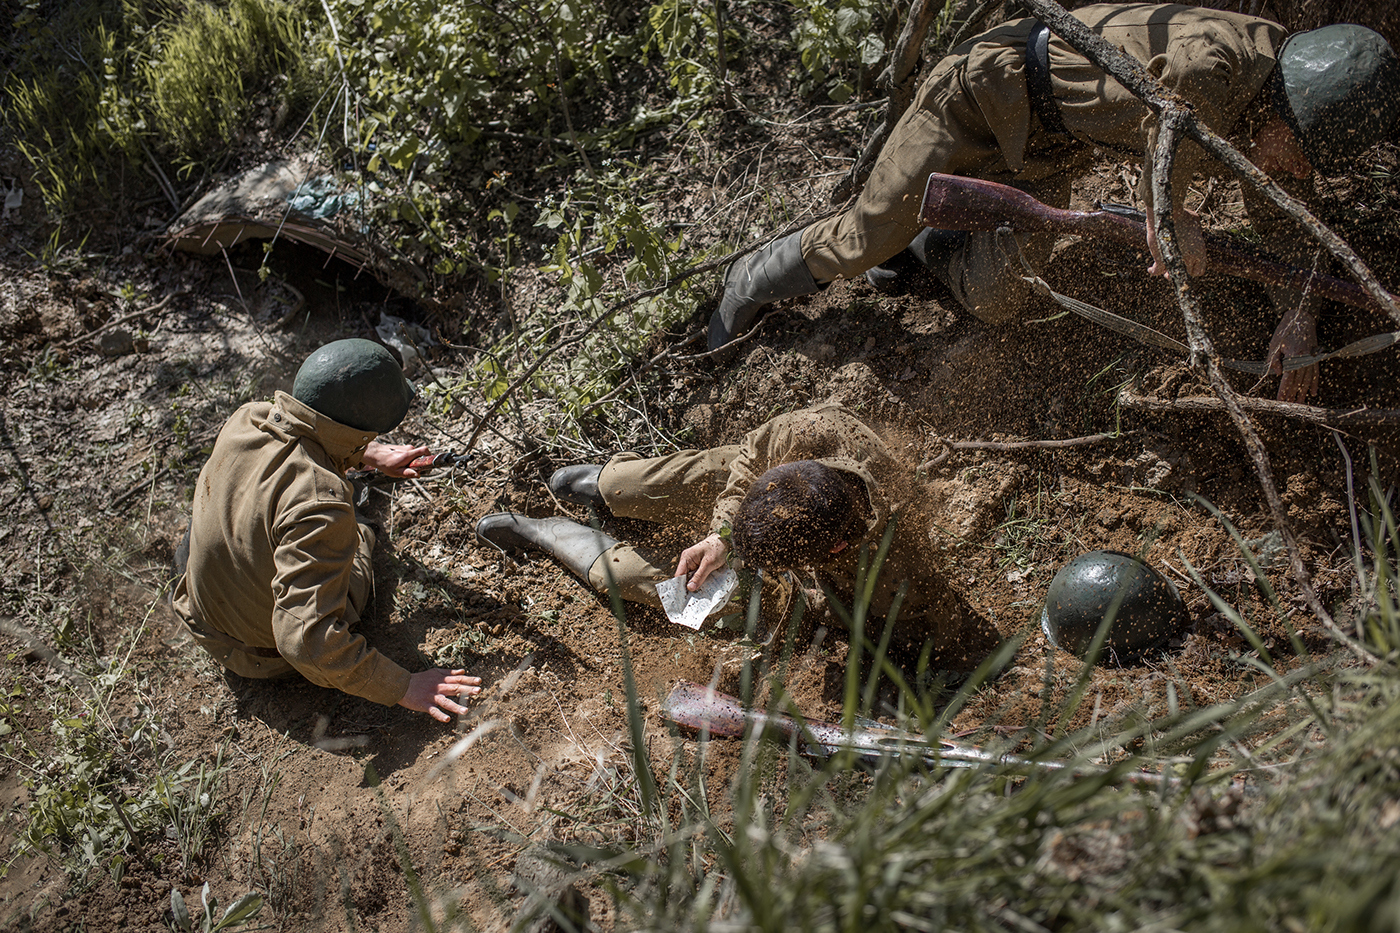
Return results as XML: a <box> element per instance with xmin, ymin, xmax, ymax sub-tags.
<box><xmin>661</xmin><ymin>683</ymin><xmax>751</xmax><ymax>738</ymax></box>
<box><xmin>921</xmin><ymin>173</ymin><xmax>1067</xmax><ymax>234</ymax></box>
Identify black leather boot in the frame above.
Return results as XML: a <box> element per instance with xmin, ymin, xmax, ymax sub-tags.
<box><xmin>548</xmin><ymin>465</ymin><xmax>604</xmax><ymax>509</ymax></box>
<box><xmin>863</xmin><ymin>227</ymin><xmax>967</xmax><ymax>293</ymax></box>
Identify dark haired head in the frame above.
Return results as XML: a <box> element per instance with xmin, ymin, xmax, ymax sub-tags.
<box><xmin>731</xmin><ymin>461</ymin><xmax>868</xmax><ymax>572</ymax></box>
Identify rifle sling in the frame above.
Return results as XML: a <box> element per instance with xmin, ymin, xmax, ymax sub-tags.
<box><xmin>1026</xmin><ymin>22</ymin><xmax>1072</xmax><ymax>138</ymax></box>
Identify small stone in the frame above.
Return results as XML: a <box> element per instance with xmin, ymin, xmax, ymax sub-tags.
<box><xmin>98</xmin><ymin>329</ymin><xmax>135</xmax><ymax>356</ymax></box>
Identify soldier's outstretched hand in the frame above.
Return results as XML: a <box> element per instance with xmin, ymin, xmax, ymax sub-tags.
<box><xmin>399</xmin><ymin>669</ymin><xmax>483</xmax><ymax>722</ymax></box>
<box><xmin>1268</xmin><ymin>305</ymin><xmax>1321</xmax><ymax>403</ymax></box>
<box><xmin>1146</xmin><ymin>207</ymin><xmax>1206</xmax><ymax>278</ymax></box>
<box><xmin>361</xmin><ymin>441</ymin><xmax>432</xmax><ymax>478</ymax></box>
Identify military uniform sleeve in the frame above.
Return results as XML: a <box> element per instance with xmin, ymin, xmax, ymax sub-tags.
<box><xmin>709</xmin><ymin>406</ymin><xmax>889</xmax><ymax>534</ymax></box>
<box><xmin>270</xmin><ymin>501</ymin><xmax>412</xmax><ymax>706</ymax></box>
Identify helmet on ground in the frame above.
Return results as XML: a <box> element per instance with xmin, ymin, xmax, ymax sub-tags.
<box><xmin>292</xmin><ymin>338</ymin><xmax>415</xmax><ymax>433</ymax></box>
<box><xmin>1041</xmin><ymin>550</ymin><xmax>1189</xmax><ymax>661</ymax></box>
<box><xmin>1274</xmin><ymin>24</ymin><xmax>1400</xmax><ymax>169</ymax></box>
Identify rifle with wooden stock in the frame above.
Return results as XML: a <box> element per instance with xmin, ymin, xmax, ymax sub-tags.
<box><xmin>661</xmin><ymin>681</ymin><xmax>1176</xmax><ymax>788</ymax></box>
<box><xmin>919</xmin><ymin>172</ymin><xmax>1398</xmax><ymax>314</ymax></box>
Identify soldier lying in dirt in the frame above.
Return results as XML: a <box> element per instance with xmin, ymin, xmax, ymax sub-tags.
<box><xmin>171</xmin><ymin>338</ymin><xmax>482</xmax><ymax>722</ymax></box>
<box><xmin>476</xmin><ymin>404</ymin><xmax>1002</xmax><ymax>669</ymax></box>
<box><xmin>706</xmin><ymin>4</ymin><xmax>1400</xmax><ymax>404</ymax></box>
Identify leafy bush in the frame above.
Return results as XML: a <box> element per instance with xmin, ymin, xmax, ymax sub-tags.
<box><xmin>790</xmin><ymin>0</ymin><xmax>895</xmax><ymax>101</ymax></box>
<box><xmin>314</xmin><ymin>0</ymin><xmax>650</xmax><ymax>178</ymax></box>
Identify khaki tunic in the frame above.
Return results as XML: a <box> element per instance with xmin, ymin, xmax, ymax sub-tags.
<box><xmin>590</xmin><ymin>405</ymin><xmax>1001</xmax><ymax>667</ymax></box>
<box><xmin>802</xmin><ymin>3</ymin><xmax>1285</xmax><ymax>323</ymax></box>
<box><xmin>171</xmin><ymin>391</ymin><xmax>412</xmax><ymax>706</ymax></box>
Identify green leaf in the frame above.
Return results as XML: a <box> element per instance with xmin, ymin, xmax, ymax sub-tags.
<box><xmin>213</xmin><ymin>892</ymin><xmax>264</xmax><ymax>929</ymax></box>
<box><xmin>170</xmin><ymin>889</ymin><xmax>192</xmax><ymax>932</ymax></box>
<box><xmin>860</xmin><ymin>36</ymin><xmax>885</xmax><ymax>67</ymax></box>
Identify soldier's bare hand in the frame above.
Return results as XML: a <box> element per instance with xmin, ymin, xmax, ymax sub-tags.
<box><xmin>361</xmin><ymin>441</ymin><xmax>432</xmax><ymax>478</ymax></box>
<box><xmin>399</xmin><ymin>669</ymin><xmax>483</xmax><ymax>722</ymax></box>
<box><xmin>676</xmin><ymin>533</ymin><xmax>729</xmax><ymax>591</ymax></box>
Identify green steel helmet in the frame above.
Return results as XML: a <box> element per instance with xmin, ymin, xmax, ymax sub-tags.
<box><xmin>292</xmin><ymin>338</ymin><xmax>415</xmax><ymax>433</ymax></box>
<box><xmin>1273</xmin><ymin>23</ymin><xmax>1400</xmax><ymax>169</ymax></box>
<box><xmin>1041</xmin><ymin>550</ymin><xmax>1189</xmax><ymax>662</ymax></box>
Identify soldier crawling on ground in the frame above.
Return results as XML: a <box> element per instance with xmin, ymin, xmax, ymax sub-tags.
<box><xmin>172</xmin><ymin>338</ymin><xmax>483</xmax><ymax>722</ymax></box>
<box><xmin>705</xmin><ymin>4</ymin><xmax>1400</xmax><ymax>404</ymax></box>
<box><xmin>475</xmin><ymin>404</ymin><xmax>1003</xmax><ymax>669</ymax></box>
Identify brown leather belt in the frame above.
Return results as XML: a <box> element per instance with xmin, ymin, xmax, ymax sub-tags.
<box><xmin>1026</xmin><ymin>21</ymin><xmax>1071</xmax><ymax>138</ymax></box>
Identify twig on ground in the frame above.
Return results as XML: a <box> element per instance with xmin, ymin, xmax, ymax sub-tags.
<box><xmin>108</xmin><ymin>428</ymin><xmax>219</xmax><ymax>512</ymax></box>
<box><xmin>0</xmin><ymin>617</ymin><xmax>92</xmax><ymax>693</ymax></box>
<box><xmin>56</xmin><ymin>291</ymin><xmax>181</xmax><ymax>350</ymax></box>
<box><xmin>1119</xmin><ymin>388</ymin><xmax>1400</xmax><ymax>428</ymax></box>
<box><xmin>675</xmin><ymin>306</ymin><xmax>794</xmax><ymax>363</ymax></box>
<box><xmin>917</xmin><ymin>430</ymin><xmax>1136</xmax><ymax>471</ymax></box>
<box><xmin>273</xmin><ymin>278</ymin><xmax>306</xmax><ymax>328</ymax></box>
<box><xmin>579</xmin><ymin>342</ymin><xmax>690</xmax><ymax>417</ymax></box>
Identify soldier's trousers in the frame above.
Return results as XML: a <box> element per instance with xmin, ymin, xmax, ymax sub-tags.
<box><xmin>583</xmin><ymin>446</ymin><xmax>742</xmax><ymax>609</ymax></box>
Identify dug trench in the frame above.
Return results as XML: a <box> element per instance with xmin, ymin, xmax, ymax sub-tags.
<box><xmin>2</xmin><ymin>161</ymin><xmax>1399</xmax><ymax>931</ymax></box>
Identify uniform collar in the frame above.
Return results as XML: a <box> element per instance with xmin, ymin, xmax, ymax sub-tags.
<box><xmin>270</xmin><ymin>391</ymin><xmax>378</xmax><ymax>470</ymax></box>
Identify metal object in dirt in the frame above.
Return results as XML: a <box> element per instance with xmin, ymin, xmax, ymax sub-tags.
<box><xmin>1041</xmin><ymin>550</ymin><xmax>1189</xmax><ymax>660</ymax></box>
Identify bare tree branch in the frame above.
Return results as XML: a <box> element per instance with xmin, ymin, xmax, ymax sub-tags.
<box><xmin>1022</xmin><ymin>0</ymin><xmax>1400</xmax><ymax>327</ymax></box>
<box><xmin>917</xmin><ymin>430</ymin><xmax>1135</xmax><ymax>471</ymax></box>
<box><xmin>1119</xmin><ymin>388</ymin><xmax>1400</xmax><ymax>428</ymax></box>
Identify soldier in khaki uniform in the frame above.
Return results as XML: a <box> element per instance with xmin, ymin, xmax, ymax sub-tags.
<box><xmin>706</xmin><ymin>4</ymin><xmax>1400</xmax><ymax>403</ymax></box>
<box><xmin>172</xmin><ymin>339</ymin><xmax>482</xmax><ymax>722</ymax></box>
<box><xmin>476</xmin><ymin>405</ymin><xmax>1001</xmax><ymax>668</ymax></box>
